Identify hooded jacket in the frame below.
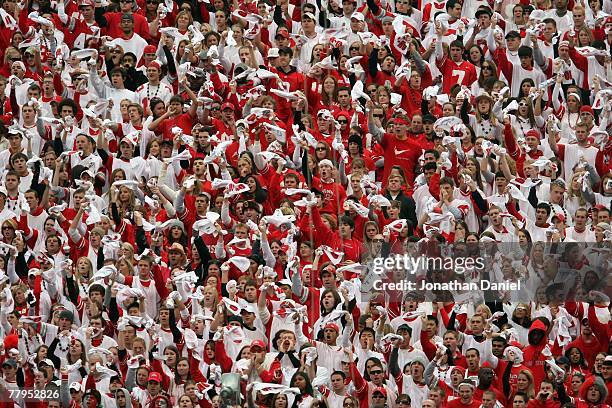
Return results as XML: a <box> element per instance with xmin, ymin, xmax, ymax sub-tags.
<box><xmin>522</xmin><ymin>319</ymin><xmax>549</xmax><ymax>389</ymax></box>
<box><xmin>579</xmin><ymin>376</ymin><xmax>609</xmax><ymax>407</ymax></box>
<box><xmin>114</xmin><ymin>388</ymin><xmax>133</xmax><ymax>408</ymax></box>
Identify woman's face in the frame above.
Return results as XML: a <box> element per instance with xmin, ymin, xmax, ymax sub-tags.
<box><xmin>293</xmin><ymin>375</ymin><xmax>306</xmax><ymax>390</ymax></box>
<box><xmin>521</xmin><ymin>81</ymin><xmax>532</xmax><ymax>96</ymax></box>
<box><xmin>469</xmin><ymin>47</ymin><xmax>482</xmax><ymax>63</ymax></box>
<box><xmin>578</xmin><ymin>30</ymin><xmax>590</xmax><ymax>46</ymax></box>
<box><xmin>177</xmin><ymin>360</ymin><xmax>189</xmax><ymax>376</ymax></box>
<box><xmin>517</xmin><ymin>373</ymin><xmax>528</xmax><ymax>389</ymax></box>
<box><xmin>164</xmin><ymin>349</ymin><xmax>177</xmax><ymax>366</ymax></box>
<box><xmin>518</xmin><ymin>230</ymin><xmax>528</xmax><ymax>244</ymax></box>
<box><xmin>77</xmin><ymin>258</ymin><xmax>91</xmax><ymax>276</ymax></box>
<box><xmin>365</xmin><ymin>224</ymin><xmax>378</xmax><ymax>240</ymax></box>
<box><xmin>323</xmin><ymin>77</ymin><xmax>335</xmax><ymax>93</ymax></box>
<box><xmin>153</xmin><ymin>102</ymin><xmax>166</xmax><ymax>117</ymax></box>
<box><xmin>274</xmin><ymin>394</ymin><xmax>288</xmax><ymax>408</ymax></box>
<box><xmin>477</xmin><ymin>99</ymin><xmax>490</xmax><ymax>113</ymax></box>
<box><xmin>312</xmin><ymin>45</ymin><xmax>324</xmax><ymax>61</ymax></box>
<box><xmin>70</xmin><ymin>340</ymin><xmax>82</xmax><ymax>355</ymax></box>
<box><xmin>569</xmin><ymin>348</ymin><xmax>581</xmax><ymax>363</ymax></box>
<box><xmin>378</xmin><ymin>91</ymin><xmax>389</xmax><ymax>104</ymax></box>
<box><xmin>149</xmin><ymin>141</ymin><xmax>160</xmax><ymax>157</ymax></box>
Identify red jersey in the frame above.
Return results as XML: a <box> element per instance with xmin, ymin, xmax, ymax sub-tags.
<box><xmin>436</xmin><ymin>56</ymin><xmax>478</xmax><ymax>94</ymax></box>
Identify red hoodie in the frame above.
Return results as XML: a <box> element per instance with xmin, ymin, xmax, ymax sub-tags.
<box><xmin>522</xmin><ymin>320</ymin><xmax>549</xmax><ymax>390</ymax></box>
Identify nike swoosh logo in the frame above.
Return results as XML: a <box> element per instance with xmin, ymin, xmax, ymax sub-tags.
<box><xmin>394</xmin><ymin>148</ymin><xmax>409</xmax><ymax>155</ymax></box>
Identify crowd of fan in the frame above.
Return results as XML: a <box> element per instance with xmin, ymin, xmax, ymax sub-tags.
<box><xmin>0</xmin><ymin>0</ymin><xmax>610</xmax><ymax>406</ymax></box>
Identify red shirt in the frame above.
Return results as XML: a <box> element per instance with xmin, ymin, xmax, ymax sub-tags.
<box><xmin>156</xmin><ymin>112</ymin><xmax>197</xmax><ymax>141</ymax></box>
<box><xmin>379</xmin><ymin>133</ymin><xmax>422</xmax><ymax>187</ymax></box>
<box><xmin>436</xmin><ymin>56</ymin><xmax>478</xmax><ymax>94</ymax></box>
<box><xmin>446</xmin><ymin>398</ymin><xmax>482</xmax><ymax>408</ymax></box>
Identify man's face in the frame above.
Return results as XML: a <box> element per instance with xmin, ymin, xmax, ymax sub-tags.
<box><xmin>79</xmin><ymin>5</ymin><xmax>94</xmax><ymax>18</ymax></box>
<box><xmin>466</xmin><ymin>351</ymin><xmax>479</xmax><ymax>368</ymax></box>
<box><xmin>535</xmin><ymin>208</ymin><xmax>549</xmax><ymax>224</ymax></box>
<box><xmin>301</xmin><ymin>17</ymin><xmax>315</xmax><ymax>32</ymax></box>
<box><xmin>550</xmin><ymin>185</ymin><xmax>565</xmax><ymax>204</ymax></box>
<box><xmin>507</xmin><ymin>36</ymin><xmax>521</xmax><ymax>50</ymax></box>
<box><xmin>450</xmin><ymin>46</ymin><xmax>463</xmax><ymax>62</ymax></box>
<box><xmin>331</xmin><ymin>374</ymin><xmax>344</xmax><ymax>391</ymax></box>
<box><xmin>120</xmin><ymin>17</ymin><xmax>134</xmax><ymax>33</ymax></box>
<box><xmin>449</xmin><ymin>3</ymin><xmax>462</xmax><ymax>18</ymax></box>
<box><xmin>459</xmin><ymin>386</ymin><xmax>473</xmax><ymax>402</ymax></box>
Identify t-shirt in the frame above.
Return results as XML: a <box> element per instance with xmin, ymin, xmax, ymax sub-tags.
<box><xmin>380</xmin><ymin>133</ymin><xmax>422</xmax><ymax>187</ymax></box>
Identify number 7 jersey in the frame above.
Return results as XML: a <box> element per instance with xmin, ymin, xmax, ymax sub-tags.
<box><xmin>436</xmin><ymin>56</ymin><xmax>478</xmax><ymax>94</ymax></box>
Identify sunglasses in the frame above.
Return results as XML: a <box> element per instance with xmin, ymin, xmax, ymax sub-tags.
<box><xmin>2</xmin><ymin>226</ymin><xmax>13</xmax><ymax>230</ymax></box>
<box><xmin>373</xmin><ymin>114</ymin><xmax>384</xmax><ymax>118</ymax></box>
<box><xmin>210</xmin><ymin>106</ymin><xmax>220</xmax><ymax>111</ymax></box>
<box><xmin>119</xmin><ymin>0</ymin><xmax>132</xmax><ymax>3</ymax></box>
<box><xmin>146</xmin><ymin>0</ymin><xmax>157</xmax><ymax>3</ymax></box>
<box><xmin>316</xmin><ymin>147</ymin><xmax>326</xmax><ymax>151</ymax></box>
<box><xmin>397</xmin><ymin>400</ymin><xmax>410</xmax><ymax>405</ymax></box>
<box><xmin>338</xmin><ymin>119</ymin><xmax>348</xmax><ymax>124</ymax></box>
<box><xmin>482</xmin><ymin>65</ymin><xmax>492</xmax><ymax>70</ymax></box>
<box><xmin>372</xmin><ymin>394</ymin><xmax>386</xmax><ymax>399</ymax></box>
<box><xmin>370</xmin><ymin>370</ymin><xmax>383</xmax><ymax>375</ymax></box>
<box><xmin>373</xmin><ymin>239</ymin><xmax>384</xmax><ymax>243</ymax></box>
<box><xmin>367</xmin><ymin>88</ymin><xmax>377</xmax><ymax>93</ymax></box>
<box><xmin>349</xmin><ymin>47</ymin><xmax>360</xmax><ymax>51</ymax></box>
<box><xmin>518</xmin><ymin>102</ymin><xmax>528</xmax><ymax>107</ymax></box>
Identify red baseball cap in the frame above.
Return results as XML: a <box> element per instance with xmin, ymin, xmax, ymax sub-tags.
<box><xmin>250</xmin><ymin>340</ymin><xmax>266</xmax><ymax>351</ymax></box>
<box><xmin>221</xmin><ymin>102</ymin><xmax>235</xmax><ymax>111</ymax></box>
<box><xmin>324</xmin><ymin>323</ymin><xmax>340</xmax><ymax>333</ymax></box>
<box><xmin>144</xmin><ymin>45</ymin><xmax>157</xmax><ymax>54</ymax></box>
<box><xmin>148</xmin><ymin>372</ymin><xmax>162</xmax><ymax>383</ymax></box>
<box><xmin>580</xmin><ymin>105</ymin><xmax>594</xmax><ymax>116</ymax></box>
<box><xmin>372</xmin><ymin>387</ymin><xmax>387</xmax><ymax>397</ymax></box>
<box><xmin>525</xmin><ymin>129</ymin><xmax>540</xmax><ymax>139</ymax></box>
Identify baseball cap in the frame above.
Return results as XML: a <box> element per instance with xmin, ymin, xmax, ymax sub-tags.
<box><xmin>302</xmin><ymin>12</ymin><xmax>316</xmax><ymax>21</ymax></box>
<box><xmin>78</xmin><ymin>0</ymin><xmax>94</xmax><ymax>6</ymax></box>
<box><xmin>38</xmin><ymin>359</ymin><xmax>54</xmax><ymax>367</ymax></box>
<box><xmin>267</xmin><ymin>48</ymin><xmax>280</xmax><ymax>58</ymax></box>
<box><xmin>148</xmin><ymin>372</ymin><xmax>162</xmax><ymax>383</ymax></box>
<box><xmin>168</xmin><ymin>243</ymin><xmax>185</xmax><ymax>255</ymax></box>
<box><xmin>2</xmin><ymin>359</ymin><xmax>17</xmax><ymax>368</ymax></box>
<box><xmin>372</xmin><ymin>387</ymin><xmax>387</xmax><ymax>397</ymax></box>
<box><xmin>250</xmin><ymin>340</ymin><xmax>266</xmax><ymax>351</ymax></box>
<box><xmin>275</xmin><ymin>28</ymin><xmax>289</xmax><ymax>39</ymax></box>
<box><xmin>318</xmin><ymin>159</ymin><xmax>333</xmax><ymax>168</ymax></box>
<box><xmin>144</xmin><ymin>45</ymin><xmax>156</xmax><ymax>54</ymax></box>
<box><xmin>324</xmin><ymin>322</ymin><xmax>340</xmax><ymax>333</ymax></box>
<box><xmin>120</xmin><ymin>13</ymin><xmax>134</xmax><ymax>21</ymax></box>
<box><xmin>69</xmin><ymin>382</ymin><xmax>83</xmax><ymax>392</ymax></box>
<box><xmin>351</xmin><ymin>12</ymin><xmax>365</xmax><ymax>21</ymax></box>
<box><xmin>552</xmin><ymin>213</ymin><xmax>565</xmax><ymax>223</ymax></box>
<box><xmin>221</xmin><ymin>102</ymin><xmax>235</xmax><ymax>111</ymax></box>
<box><xmin>475</xmin><ymin>6</ymin><xmax>493</xmax><ymax>17</ymax></box>
<box><xmin>580</xmin><ymin>105</ymin><xmax>594</xmax><ymax>116</ymax></box>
